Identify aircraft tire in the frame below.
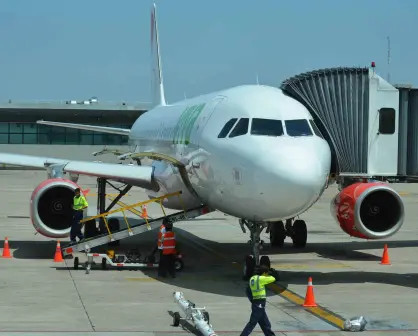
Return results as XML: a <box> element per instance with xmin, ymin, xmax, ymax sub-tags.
<box><xmin>260</xmin><ymin>255</ymin><xmax>271</xmax><ymax>269</ymax></box>
<box><xmin>270</xmin><ymin>221</ymin><xmax>286</xmax><ymax>247</ymax></box>
<box><xmin>292</xmin><ymin>220</ymin><xmax>307</xmax><ymax>248</ymax></box>
<box><xmin>243</xmin><ymin>255</ymin><xmax>255</xmax><ymax>280</ymax></box>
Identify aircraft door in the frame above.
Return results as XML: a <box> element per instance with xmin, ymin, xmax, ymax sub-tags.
<box><xmin>195</xmin><ymin>96</ymin><xmax>225</xmax><ymax>147</ymax></box>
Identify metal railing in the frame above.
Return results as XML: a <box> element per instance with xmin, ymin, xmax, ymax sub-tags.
<box><xmin>80</xmin><ymin>191</ymin><xmax>186</xmax><ymax>241</ymax></box>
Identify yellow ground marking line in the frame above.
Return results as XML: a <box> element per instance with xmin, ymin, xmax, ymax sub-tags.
<box><xmin>399</xmin><ymin>192</ymin><xmax>410</xmax><ymax>196</ymax></box>
<box><xmin>174</xmin><ymin>231</ymin><xmax>346</xmax><ymax>330</ymax></box>
<box><xmin>270</xmin><ymin>263</ymin><xmax>351</xmax><ymax>269</ymax></box>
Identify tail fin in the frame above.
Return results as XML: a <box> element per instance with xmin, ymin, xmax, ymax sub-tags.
<box><xmin>150</xmin><ymin>3</ymin><xmax>167</xmax><ymax>107</ymax></box>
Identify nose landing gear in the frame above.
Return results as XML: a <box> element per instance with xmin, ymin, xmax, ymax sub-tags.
<box><xmin>240</xmin><ymin>219</ymin><xmax>279</xmax><ymax>281</ymax></box>
<box><xmin>269</xmin><ymin>219</ymin><xmax>307</xmax><ymax>248</ymax></box>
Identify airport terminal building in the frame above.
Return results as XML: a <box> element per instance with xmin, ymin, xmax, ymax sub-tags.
<box><xmin>0</xmin><ymin>99</ymin><xmax>151</xmax><ymax>163</ymax></box>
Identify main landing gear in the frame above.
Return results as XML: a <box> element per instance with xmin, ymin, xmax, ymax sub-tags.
<box><xmin>240</xmin><ymin>219</ymin><xmax>279</xmax><ymax>281</ymax></box>
<box><xmin>83</xmin><ymin>177</ymin><xmax>132</xmax><ymax>243</ymax></box>
<box><xmin>268</xmin><ymin>218</ymin><xmax>307</xmax><ymax>248</ymax></box>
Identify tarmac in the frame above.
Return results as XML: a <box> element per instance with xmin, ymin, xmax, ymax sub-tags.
<box><xmin>1</xmin><ymin>171</ymin><xmax>418</xmax><ymax>335</ymax></box>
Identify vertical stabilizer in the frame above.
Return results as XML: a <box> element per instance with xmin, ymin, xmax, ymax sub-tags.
<box><xmin>150</xmin><ymin>3</ymin><xmax>167</xmax><ymax>107</ymax></box>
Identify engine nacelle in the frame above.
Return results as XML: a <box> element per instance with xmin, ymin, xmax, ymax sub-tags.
<box><xmin>330</xmin><ymin>182</ymin><xmax>405</xmax><ymax>239</ymax></box>
<box><xmin>30</xmin><ymin>178</ymin><xmax>81</xmax><ymax>238</ymax></box>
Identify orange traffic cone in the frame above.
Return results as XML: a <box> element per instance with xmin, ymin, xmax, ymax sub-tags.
<box><xmin>303</xmin><ymin>277</ymin><xmax>318</xmax><ymax>307</ymax></box>
<box><xmin>2</xmin><ymin>237</ymin><xmax>12</xmax><ymax>258</ymax></box>
<box><xmin>53</xmin><ymin>241</ymin><xmax>64</xmax><ymax>262</ymax></box>
<box><xmin>380</xmin><ymin>244</ymin><xmax>391</xmax><ymax>265</ymax></box>
<box><xmin>141</xmin><ymin>205</ymin><xmax>149</xmax><ymax>219</ymax></box>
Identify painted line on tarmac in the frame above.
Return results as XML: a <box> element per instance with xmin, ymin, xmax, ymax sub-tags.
<box><xmin>270</xmin><ymin>263</ymin><xmax>352</xmax><ymax>269</ymax></box>
<box><xmin>176</xmin><ymin>230</ymin><xmax>346</xmax><ymax>331</ymax></box>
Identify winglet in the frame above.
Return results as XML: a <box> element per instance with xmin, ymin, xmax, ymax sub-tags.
<box><xmin>151</xmin><ymin>3</ymin><xmax>167</xmax><ymax>107</ymax></box>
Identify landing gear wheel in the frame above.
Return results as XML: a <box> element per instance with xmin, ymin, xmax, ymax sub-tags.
<box><xmin>74</xmin><ymin>257</ymin><xmax>79</xmax><ymax>270</ymax></box>
<box><xmin>292</xmin><ymin>219</ymin><xmax>307</xmax><ymax>248</ymax></box>
<box><xmin>243</xmin><ymin>255</ymin><xmax>256</xmax><ymax>280</ymax></box>
<box><xmin>101</xmin><ymin>257</ymin><xmax>107</xmax><ymax>270</ymax></box>
<box><xmin>174</xmin><ymin>258</ymin><xmax>184</xmax><ymax>272</ymax></box>
<box><xmin>270</xmin><ymin>221</ymin><xmax>286</xmax><ymax>247</ymax></box>
<box><xmin>173</xmin><ymin>312</ymin><xmax>180</xmax><ymax>326</ymax></box>
<box><xmin>260</xmin><ymin>255</ymin><xmax>271</xmax><ymax>269</ymax></box>
<box><xmin>203</xmin><ymin>311</ymin><xmax>210</xmax><ymax>323</ymax></box>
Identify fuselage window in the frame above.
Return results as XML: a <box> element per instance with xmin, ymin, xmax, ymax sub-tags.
<box><xmin>218</xmin><ymin>118</ymin><xmax>238</xmax><ymax>138</ymax></box>
<box><xmin>309</xmin><ymin>119</ymin><xmax>324</xmax><ymax>139</ymax></box>
<box><xmin>285</xmin><ymin>119</ymin><xmax>313</xmax><ymax>136</ymax></box>
<box><xmin>229</xmin><ymin>118</ymin><xmax>249</xmax><ymax>138</ymax></box>
<box><xmin>250</xmin><ymin>118</ymin><xmax>283</xmax><ymax>136</ymax></box>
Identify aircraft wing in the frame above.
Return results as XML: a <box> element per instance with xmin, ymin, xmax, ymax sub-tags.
<box><xmin>0</xmin><ymin>153</ymin><xmax>159</xmax><ymax>191</ymax></box>
<box><xmin>37</xmin><ymin>120</ymin><xmax>130</xmax><ymax>136</ymax></box>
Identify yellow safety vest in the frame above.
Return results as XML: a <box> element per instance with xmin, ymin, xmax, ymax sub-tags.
<box><xmin>249</xmin><ymin>274</ymin><xmax>275</xmax><ymax>300</ymax></box>
<box><xmin>73</xmin><ymin>195</ymin><xmax>88</xmax><ymax>211</ymax></box>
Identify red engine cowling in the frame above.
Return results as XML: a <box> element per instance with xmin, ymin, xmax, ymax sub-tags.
<box><xmin>30</xmin><ymin>178</ymin><xmax>82</xmax><ymax>238</ymax></box>
<box><xmin>330</xmin><ymin>182</ymin><xmax>405</xmax><ymax>239</ymax></box>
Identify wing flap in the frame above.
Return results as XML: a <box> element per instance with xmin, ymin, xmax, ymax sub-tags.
<box><xmin>37</xmin><ymin>121</ymin><xmax>130</xmax><ymax>136</ymax></box>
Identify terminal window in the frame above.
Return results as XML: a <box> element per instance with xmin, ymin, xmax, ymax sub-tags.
<box><xmin>378</xmin><ymin>108</ymin><xmax>395</xmax><ymax>135</ymax></box>
<box><xmin>0</xmin><ymin>123</ymin><xmax>131</xmax><ymax>145</ymax></box>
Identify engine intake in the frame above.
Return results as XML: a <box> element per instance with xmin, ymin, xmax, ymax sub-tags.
<box><xmin>30</xmin><ymin>178</ymin><xmax>80</xmax><ymax>238</ymax></box>
<box><xmin>330</xmin><ymin>182</ymin><xmax>404</xmax><ymax>239</ymax></box>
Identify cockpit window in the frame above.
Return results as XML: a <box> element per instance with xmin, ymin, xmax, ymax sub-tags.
<box><xmin>218</xmin><ymin>118</ymin><xmax>238</xmax><ymax>138</ymax></box>
<box><xmin>309</xmin><ymin>119</ymin><xmax>324</xmax><ymax>139</ymax></box>
<box><xmin>250</xmin><ymin>118</ymin><xmax>284</xmax><ymax>136</ymax></box>
<box><xmin>229</xmin><ymin>118</ymin><xmax>249</xmax><ymax>138</ymax></box>
<box><xmin>285</xmin><ymin>119</ymin><xmax>313</xmax><ymax>136</ymax></box>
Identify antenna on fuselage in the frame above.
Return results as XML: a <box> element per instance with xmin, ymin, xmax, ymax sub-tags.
<box><xmin>184</xmin><ymin>92</ymin><xmax>187</xmax><ymax>100</ymax></box>
<box><xmin>256</xmin><ymin>73</ymin><xmax>260</xmax><ymax>85</ymax></box>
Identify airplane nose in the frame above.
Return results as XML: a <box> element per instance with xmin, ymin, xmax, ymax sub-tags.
<box><xmin>254</xmin><ymin>145</ymin><xmax>329</xmax><ymax>220</ymax></box>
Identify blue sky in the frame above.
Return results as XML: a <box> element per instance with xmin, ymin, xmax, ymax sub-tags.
<box><xmin>0</xmin><ymin>0</ymin><xmax>416</xmax><ymax>104</ymax></box>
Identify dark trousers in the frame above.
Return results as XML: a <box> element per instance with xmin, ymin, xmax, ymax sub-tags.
<box><xmin>159</xmin><ymin>253</ymin><xmax>176</xmax><ymax>277</ymax></box>
<box><xmin>70</xmin><ymin>211</ymin><xmax>85</xmax><ymax>242</ymax></box>
<box><xmin>241</xmin><ymin>299</ymin><xmax>275</xmax><ymax>336</ymax></box>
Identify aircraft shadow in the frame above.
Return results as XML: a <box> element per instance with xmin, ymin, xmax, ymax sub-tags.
<box><xmin>5</xmin><ymin>220</ymin><xmax>418</xmax><ymax>297</ymax></box>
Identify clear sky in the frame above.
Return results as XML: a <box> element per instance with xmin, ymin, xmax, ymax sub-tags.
<box><xmin>0</xmin><ymin>0</ymin><xmax>417</xmax><ymax>104</ymax></box>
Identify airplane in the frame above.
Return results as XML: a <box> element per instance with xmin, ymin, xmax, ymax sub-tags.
<box><xmin>0</xmin><ymin>3</ymin><xmax>405</xmax><ymax>276</ymax></box>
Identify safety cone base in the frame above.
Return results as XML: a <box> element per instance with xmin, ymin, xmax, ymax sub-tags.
<box><xmin>303</xmin><ymin>303</ymin><xmax>318</xmax><ymax>307</ymax></box>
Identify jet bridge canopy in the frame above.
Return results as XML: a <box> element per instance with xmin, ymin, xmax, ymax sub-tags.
<box><xmin>281</xmin><ymin>67</ymin><xmax>399</xmax><ymax>177</ymax></box>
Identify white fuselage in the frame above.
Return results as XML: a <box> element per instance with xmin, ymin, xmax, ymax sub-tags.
<box><xmin>129</xmin><ymin>85</ymin><xmax>331</xmax><ymax>222</ymax></box>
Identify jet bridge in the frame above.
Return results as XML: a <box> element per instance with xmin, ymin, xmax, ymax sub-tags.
<box><xmin>280</xmin><ymin>66</ymin><xmax>400</xmax><ymax>179</ymax></box>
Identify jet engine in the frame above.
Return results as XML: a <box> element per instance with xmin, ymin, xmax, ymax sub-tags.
<box><xmin>330</xmin><ymin>182</ymin><xmax>405</xmax><ymax>239</ymax></box>
<box><xmin>30</xmin><ymin>178</ymin><xmax>81</xmax><ymax>238</ymax></box>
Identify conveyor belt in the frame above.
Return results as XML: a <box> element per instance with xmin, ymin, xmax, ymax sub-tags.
<box><xmin>62</xmin><ymin>205</ymin><xmax>209</xmax><ymax>257</ymax></box>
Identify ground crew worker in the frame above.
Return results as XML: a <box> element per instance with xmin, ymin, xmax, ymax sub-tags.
<box><xmin>70</xmin><ymin>188</ymin><xmax>88</xmax><ymax>244</ymax></box>
<box><xmin>159</xmin><ymin>221</ymin><xmax>177</xmax><ymax>278</ymax></box>
<box><xmin>157</xmin><ymin>218</ymin><xmax>168</xmax><ymax>276</ymax></box>
<box><xmin>240</xmin><ymin>265</ymin><xmax>276</xmax><ymax>336</ymax></box>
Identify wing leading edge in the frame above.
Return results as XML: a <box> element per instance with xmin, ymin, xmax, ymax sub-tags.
<box><xmin>37</xmin><ymin>121</ymin><xmax>130</xmax><ymax>136</ymax></box>
<box><xmin>0</xmin><ymin>153</ymin><xmax>159</xmax><ymax>191</ymax></box>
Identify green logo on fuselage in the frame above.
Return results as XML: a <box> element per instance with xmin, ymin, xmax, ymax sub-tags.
<box><xmin>173</xmin><ymin>103</ymin><xmax>205</xmax><ymax>145</ymax></box>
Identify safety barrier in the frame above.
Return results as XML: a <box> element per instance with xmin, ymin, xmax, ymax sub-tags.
<box><xmin>80</xmin><ymin>191</ymin><xmax>186</xmax><ymax>242</ymax></box>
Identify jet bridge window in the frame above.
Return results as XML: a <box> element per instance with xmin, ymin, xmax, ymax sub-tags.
<box><xmin>250</xmin><ymin>118</ymin><xmax>283</xmax><ymax>136</ymax></box>
<box><xmin>285</xmin><ymin>119</ymin><xmax>313</xmax><ymax>136</ymax></box>
<box><xmin>229</xmin><ymin>118</ymin><xmax>249</xmax><ymax>138</ymax></box>
<box><xmin>218</xmin><ymin>118</ymin><xmax>238</xmax><ymax>138</ymax></box>
<box><xmin>378</xmin><ymin>108</ymin><xmax>395</xmax><ymax>134</ymax></box>
<box><xmin>309</xmin><ymin>119</ymin><xmax>324</xmax><ymax>139</ymax></box>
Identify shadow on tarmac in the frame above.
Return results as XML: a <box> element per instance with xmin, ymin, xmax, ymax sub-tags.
<box><xmin>4</xmin><ymin>222</ymin><xmax>418</xmax><ymax>296</ymax></box>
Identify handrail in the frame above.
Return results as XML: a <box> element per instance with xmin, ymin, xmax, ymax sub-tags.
<box><xmin>80</xmin><ymin>190</ymin><xmax>185</xmax><ymax>241</ymax></box>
